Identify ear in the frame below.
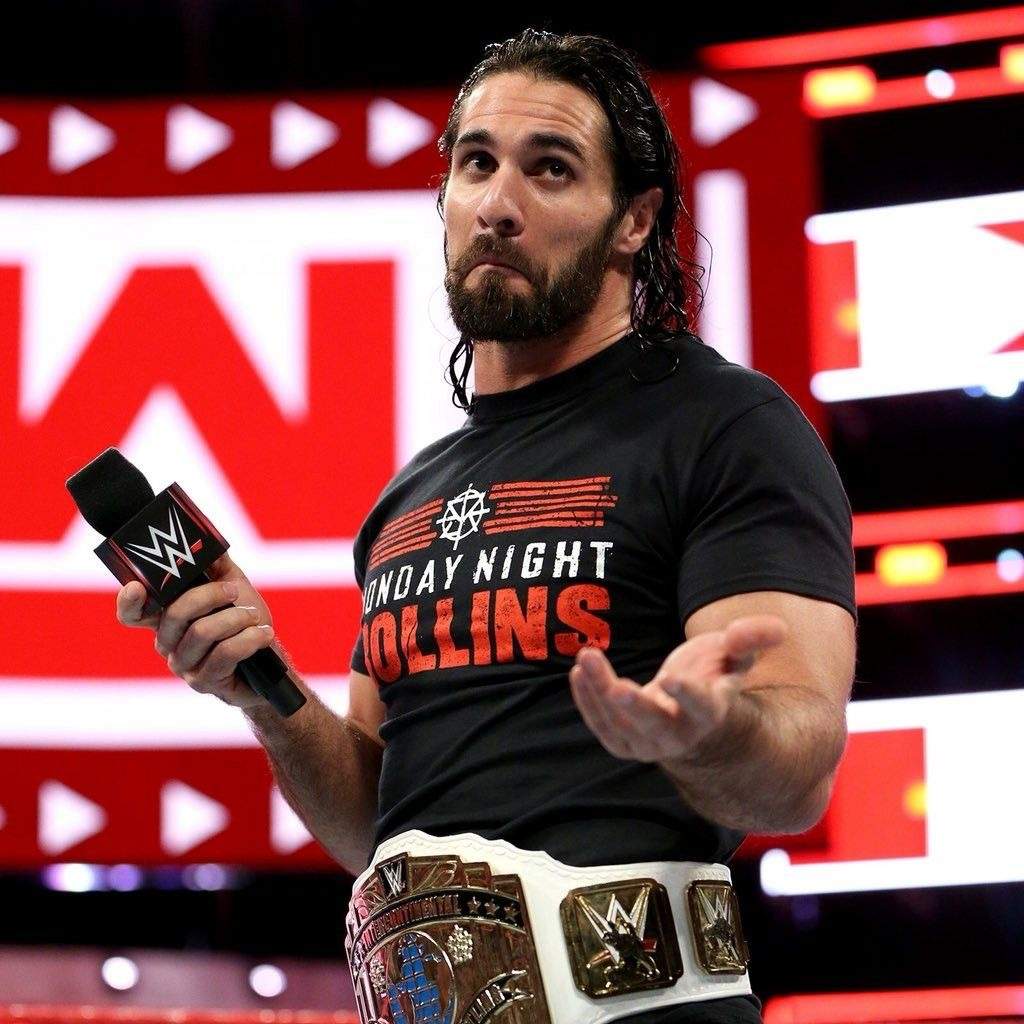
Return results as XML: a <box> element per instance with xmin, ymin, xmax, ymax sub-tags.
<box><xmin>615</xmin><ymin>186</ymin><xmax>664</xmax><ymax>256</ymax></box>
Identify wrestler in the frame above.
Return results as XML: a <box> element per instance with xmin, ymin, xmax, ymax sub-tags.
<box><xmin>115</xmin><ymin>28</ymin><xmax>857</xmax><ymax>1024</ymax></box>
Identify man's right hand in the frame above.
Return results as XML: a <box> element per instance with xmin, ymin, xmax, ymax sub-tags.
<box><xmin>115</xmin><ymin>553</ymin><xmax>277</xmax><ymax>710</ymax></box>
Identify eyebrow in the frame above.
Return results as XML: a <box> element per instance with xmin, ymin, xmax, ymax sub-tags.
<box><xmin>451</xmin><ymin>128</ymin><xmax>586</xmax><ymax>164</ymax></box>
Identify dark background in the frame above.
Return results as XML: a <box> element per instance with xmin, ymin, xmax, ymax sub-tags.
<box><xmin>0</xmin><ymin>1</ymin><xmax>1012</xmax><ymax>95</ymax></box>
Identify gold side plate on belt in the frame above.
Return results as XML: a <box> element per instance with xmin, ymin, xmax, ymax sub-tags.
<box><xmin>686</xmin><ymin>880</ymin><xmax>750</xmax><ymax>975</ymax></box>
<box><xmin>559</xmin><ymin>878</ymin><xmax>683</xmax><ymax>998</ymax></box>
<box><xmin>345</xmin><ymin>852</ymin><xmax>552</xmax><ymax>1024</ymax></box>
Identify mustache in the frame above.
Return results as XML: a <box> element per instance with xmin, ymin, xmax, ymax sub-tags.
<box><xmin>463</xmin><ymin>248</ymin><xmax>529</xmax><ymax>277</ymax></box>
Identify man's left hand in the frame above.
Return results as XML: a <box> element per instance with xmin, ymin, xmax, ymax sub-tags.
<box><xmin>568</xmin><ymin>615</ymin><xmax>788</xmax><ymax>763</ymax></box>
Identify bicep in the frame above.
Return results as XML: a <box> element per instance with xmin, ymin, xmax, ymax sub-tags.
<box><xmin>346</xmin><ymin>669</ymin><xmax>386</xmax><ymax>747</ymax></box>
<box><xmin>684</xmin><ymin>589</ymin><xmax>856</xmax><ymax>715</ymax></box>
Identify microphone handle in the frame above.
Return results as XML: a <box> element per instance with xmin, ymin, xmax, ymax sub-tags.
<box><xmin>208</xmin><ymin>598</ymin><xmax>306</xmax><ymax>717</ymax></box>
<box><xmin>237</xmin><ymin>645</ymin><xmax>307</xmax><ymax>718</ymax></box>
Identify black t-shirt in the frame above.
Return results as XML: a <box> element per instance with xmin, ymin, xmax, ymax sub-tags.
<box><xmin>348</xmin><ymin>329</ymin><xmax>855</xmax><ymax>1020</ymax></box>
<box><xmin>351</xmin><ymin>328</ymin><xmax>857</xmax><ymax>864</ymax></box>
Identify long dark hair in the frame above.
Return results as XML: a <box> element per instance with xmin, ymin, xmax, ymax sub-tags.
<box><xmin>435</xmin><ymin>27</ymin><xmax>707</xmax><ymax>411</ymax></box>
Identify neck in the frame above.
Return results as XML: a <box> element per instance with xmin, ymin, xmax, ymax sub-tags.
<box><xmin>470</xmin><ymin>306</ymin><xmax>633</xmax><ymax>397</ymax></box>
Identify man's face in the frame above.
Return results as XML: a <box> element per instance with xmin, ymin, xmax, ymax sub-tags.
<box><xmin>442</xmin><ymin>72</ymin><xmax>626</xmax><ymax>343</ymax></box>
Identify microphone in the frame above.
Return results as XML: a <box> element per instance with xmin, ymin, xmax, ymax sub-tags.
<box><xmin>66</xmin><ymin>447</ymin><xmax>306</xmax><ymax>717</ymax></box>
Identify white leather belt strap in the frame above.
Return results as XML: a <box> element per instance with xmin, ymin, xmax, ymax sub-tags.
<box><xmin>347</xmin><ymin>829</ymin><xmax>752</xmax><ymax>1024</ymax></box>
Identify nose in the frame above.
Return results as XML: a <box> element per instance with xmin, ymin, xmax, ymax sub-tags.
<box><xmin>475</xmin><ymin>165</ymin><xmax>525</xmax><ymax>237</ymax></box>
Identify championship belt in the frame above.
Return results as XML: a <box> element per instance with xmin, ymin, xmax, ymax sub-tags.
<box><xmin>345</xmin><ymin>850</ymin><xmax>552</xmax><ymax>1024</ymax></box>
<box><xmin>346</xmin><ymin>831</ymin><xmax>753</xmax><ymax>1024</ymax></box>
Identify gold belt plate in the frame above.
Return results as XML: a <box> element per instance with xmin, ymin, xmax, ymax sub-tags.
<box><xmin>559</xmin><ymin>878</ymin><xmax>683</xmax><ymax>998</ymax></box>
<box><xmin>346</xmin><ymin>851</ymin><xmax>552</xmax><ymax>1024</ymax></box>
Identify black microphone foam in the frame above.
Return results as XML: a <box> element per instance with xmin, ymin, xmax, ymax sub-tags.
<box><xmin>66</xmin><ymin>447</ymin><xmax>155</xmax><ymax>535</ymax></box>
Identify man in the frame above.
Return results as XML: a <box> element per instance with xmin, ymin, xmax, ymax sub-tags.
<box><xmin>116</xmin><ymin>29</ymin><xmax>856</xmax><ymax>1024</ymax></box>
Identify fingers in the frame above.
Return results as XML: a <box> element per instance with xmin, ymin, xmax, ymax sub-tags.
<box><xmin>570</xmin><ymin>645</ymin><xmax>742</xmax><ymax>762</ymax></box>
<box><xmin>570</xmin><ymin>647</ymin><xmax>682</xmax><ymax>760</ymax></box>
<box><xmin>722</xmin><ymin>614</ymin><xmax>788</xmax><ymax>674</ymax></box>
<box><xmin>180</xmin><ymin>624</ymin><xmax>276</xmax><ymax>697</ymax></box>
<box><xmin>723</xmin><ymin>614</ymin><xmax>788</xmax><ymax>655</ymax></box>
<box><xmin>114</xmin><ymin>563</ymin><xmax>273</xmax><ymax>710</ymax></box>
<box><xmin>569</xmin><ymin>655</ymin><xmax>633</xmax><ymax>756</ymax></box>
<box><xmin>154</xmin><ymin>579</ymin><xmax>243</xmax><ymax>656</ymax></box>
<box><xmin>166</xmin><ymin>604</ymin><xmax>265</xmax><ymax>675</ymax></box>
<box><xmin>205</xmin><ymin>552</ymin><xmax>245</xmax><ymax>582</ymax></box>
<box><xmin>658</xmin><ymin>673</ymin><xmax>734</xmax><ymax>734</ymax></box>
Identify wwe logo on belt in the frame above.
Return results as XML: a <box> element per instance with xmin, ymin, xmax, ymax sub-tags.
<box><xmin>686</xmin><ymin>880</ymin><xmax>749</xmax><ymax>975</ymax></box>
<box><xmin>376</xmin><ymin>855</ymin><xmax>409</xmax><ymax>899</ymax></box>
<box><xmin>560</xmin><ymin>880</ymin><xmax>683</xmax><ymax>998</ymax></box>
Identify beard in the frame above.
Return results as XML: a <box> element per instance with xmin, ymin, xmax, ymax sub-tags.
<box><xmin>443</xmin><ymin>208</ymin><xmax>622</xmax><ymax>343</ymax></box>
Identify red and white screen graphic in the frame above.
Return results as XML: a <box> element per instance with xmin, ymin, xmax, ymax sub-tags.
<box><xmin>0</xmin><ymin>94</ymin><xmax>466</xmax><ymax>867</ymax></box>
<box><xmin>808</xmin><ymin>190</ymin><xmax>1024</xmax><ymax>402</ymax></box>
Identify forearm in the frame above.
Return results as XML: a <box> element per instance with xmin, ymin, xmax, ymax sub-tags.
<box><xmin>244</xmin><ymin>667</ymin><xmax>382</xmax><ymax>874</ymax></box>
<box><xmin>659</xmin><ymin>683</ymin><xmax>847</xmax><ymax>834</ymax></box>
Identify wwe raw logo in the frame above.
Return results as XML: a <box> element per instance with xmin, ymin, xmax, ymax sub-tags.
<box><xmin>125</xmin><ymin>503</ymin><xmax>200</xmax><ymax>582</ymax></box>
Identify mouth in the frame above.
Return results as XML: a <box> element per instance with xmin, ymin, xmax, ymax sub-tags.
<box><xmin>472</xmin><ymin>259</ymin><xmax>521</xmax><ymax>274</ymax></box>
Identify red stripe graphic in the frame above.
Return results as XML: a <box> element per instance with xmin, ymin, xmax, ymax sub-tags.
<box><xmin>485</xmin><ymin>517</ymin><xmax>607</xmax><ymax>534</ymax></box>
<box><xmin>369</xmin><ymin>541</ymin><xmax>433</xmax><ymax>571</ymax></box>
<box><xmin>368</xmin><ymin>534</ymin><xmax>437</xmax><ymax>568</ymax></box>
<box><xmin>486</xmin><ymin>509</ymin><xmax>614</xmax><ymax>524</ymax></box>
<box><xmin>490</xmin><ymin>476</ymin><xmax>611</xmax><ymax>490</ymax></box>
<box><xmin>489</xmin><ymin>497</ymin><xmax>618</xmax><ymax>511</ymax></box>
<box><xmin>364</xmin><ymin>479</ymin><xmax>618</xmax><ymax>571</ymax></box>
<box><xmin>374</xmin><ymin>516</ymin><xmax>437</xmax><ymax>548</ymax></box>
<box><xmin>368</xmin><ymin>498</ymin><xmax>442</xmax><ymax>570</ymax></box>
<box><xmin>375</xmin><ymin>499</ymin><xmax>443</xmax><ymax>537</ymax></box>
<box><xmin>484</xmin><ymin>513</ymin><xmax>608</xmax><ymax>533</ymax></box>
<box><xmin>484</xmin><ymin>476</ymin><xmax>618</xmax><ymax>533</ymax></box>
<box><xmin>492</xmin><ymin>490</ymin><xmax>610</xmax><ymax>501</ymax></box>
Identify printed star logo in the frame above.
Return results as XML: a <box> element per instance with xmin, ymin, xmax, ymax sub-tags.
<box><xmin>435</xmin><ymin>484</ymin><xmax>490</xmax><ymax>550</ymax></box>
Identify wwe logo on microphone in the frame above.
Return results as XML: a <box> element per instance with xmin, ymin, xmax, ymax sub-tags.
<box><xmin>93</xmin><ymin>484</ymin><xmax>228</xmax><ymax>604</ymax></box>
<box><xmin>125</xmin><ymin>502</ymin><xmax>202</xmax><ymax>583</ymax></box>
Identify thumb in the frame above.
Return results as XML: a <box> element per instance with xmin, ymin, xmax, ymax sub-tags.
<box><xmin>723</xmin><ymin>614</ymin><xmax>788</xmax><ymax>673</ymax></box>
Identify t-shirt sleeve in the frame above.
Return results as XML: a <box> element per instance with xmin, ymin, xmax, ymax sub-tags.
<box><xmin>675</xmin><ymin>395</ymin><xmax>857</xmax><ymax>627</ymax></box>
<box><xmin>350</xmin><ymin>628</ymin><xmax>369</xmax><ymax>675</ymax></box>
<box><xmin>349</xmin><ymin>522</ymin><xmax>370</xmax><ymax>675</ymax></box>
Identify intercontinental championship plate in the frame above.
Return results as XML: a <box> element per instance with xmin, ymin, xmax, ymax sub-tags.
<box><xmin>345</xmin><ymin>852</ymin><xmax>553</xmax><ymax>1024</ymax></box>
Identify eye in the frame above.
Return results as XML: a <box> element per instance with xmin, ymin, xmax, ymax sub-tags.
<box><xmin>461</xmin><ymin>151</ymin><xmax>493</xmax><ymax>172</ymax></box>
<box><xmin>539</xmin><ymin>158</ymin><xmax>571</xmax><ymax>179</ymax></box>
<box><xmin>459</xmin><ymin>152</ymin><xmax>572</xmax><ymax>180</ymax></box>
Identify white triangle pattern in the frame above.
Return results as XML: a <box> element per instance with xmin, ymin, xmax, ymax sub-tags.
<box><xmin>167</xmin><ymin>105</ymin><xmax>233</xmax><ymax>173</ymax></box>
<box><xmin>690</xmin><ymin>78</ymin><xmax>758</xmax><ymax>147</ymax></box>
<box><xmin>0</xmin><ymin>118</ymin><xmax>18</xmax><ymax>157</ymax></box>
<box><xmin>50</xmin><ymin>106</ymin><xmax>115</xmax><ymax>173</ymax></box>
<box><xmin>270</xmin><ymin>786</ymin><xmax>313</xmax><ymax>854</ymax></box>
<box><xmin>161</xmin><ymin>780</ymin><xmax>230</xmax><ymax>854</ymax></box>
<box><xmin>367</xmin><ymin>98</ymin><xmax>435</xmax><ymax>167</ymax></box>
<box><xmin>38</xmin><ymin>780</ymin><xmax>107</xmax><ymax>853</ymax></box>
<box><xmin>271</xmin><ymin>101</ymin><xmax>339</xmax><ymax>169</ymax></box>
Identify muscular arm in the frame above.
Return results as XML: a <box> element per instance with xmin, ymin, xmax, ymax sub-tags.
<box><xmin>570</xmin><ymin>590</ymin><xmax>856</xmax><ymax>835</ymax></box>
<box><xmin>658</xmin><ymin>677</ymin><xmax>845</xmax><ymax>833</ymax></box>
<box><xmin>659</xmin><ymin>591</ymin><xmax>855</xmax><ymax>833</ymax></box>
<box><xmin>244</xmin><ymin>665</ymin><xmax>384</xmax><ymax>875</ymax></box>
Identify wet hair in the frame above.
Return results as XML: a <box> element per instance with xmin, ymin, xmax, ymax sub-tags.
<box><xmin>435</xmin><ymin>26</ymin><xmax>707</xmax><ymax>411</ymax></box>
